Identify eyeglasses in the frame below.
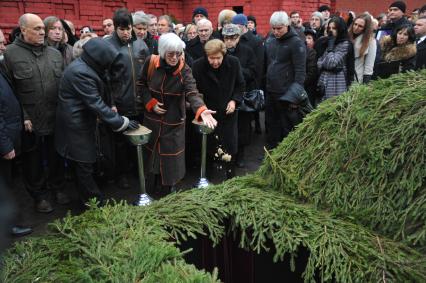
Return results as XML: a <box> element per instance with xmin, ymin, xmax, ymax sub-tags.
<box><xmin>223</xmin><ymin>35</ymin><xmax>239</xmax><ymax>41</ymax></box>
<box><xmin>166</xmin><ymin>51</ymin><xmax>182</xmax><ymax>58</ymax></box>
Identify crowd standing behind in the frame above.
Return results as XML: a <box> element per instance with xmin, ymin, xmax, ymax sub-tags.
<box><xmin>1</xmin><ymin>1</ymin><xmax>426</xmax><ymax>237</ymax></box>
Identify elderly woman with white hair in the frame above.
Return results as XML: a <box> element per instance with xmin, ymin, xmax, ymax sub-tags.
<box><xmin>137</xmin><ymin>33</ymin><xmax>217</xmax><ymax>195</ymax></box>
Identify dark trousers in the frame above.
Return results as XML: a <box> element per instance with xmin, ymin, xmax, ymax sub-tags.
<box><xmin>69</xmin><ymin>160</ymin><xmax>103</xmax><ymax>203</ymax></box>
<box><xmin>22</xmin><ymin>134</ymin><xmax>65</xmax><ymax>200</ymax></box>
<box><xmin>265</xmin><ymin>95</ymin><xmax>304</xmax><ymax>149</ymax></box>
<box><xmin>113</xmin><ymin>132</ymin><xmax>133</xmax><ymax>178</ymax></box>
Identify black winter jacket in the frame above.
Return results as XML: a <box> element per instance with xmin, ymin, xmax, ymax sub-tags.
<box><xmin>105</xmin><ymin>33</ymin><xmax>149</xmax><ymax>116</ymax></box>
<box><xmin>239</xmin><ymin>30</ymin><xmax>264</xmax><ymax>88</ymax></box>
<box><xmin>228</xmin><ymin>43</ymin><xmax>257</xmax><ymax>91</ymax></box>
<box><xmin>0</xmin><ymin>72</ymin><xmax>22</xmax><ymax>156</ymax></box>
<box><xmin>55</xmin><ymin>38</ymin><xmax>127</xmax><ymax>163</ymax></box>
<box><xmin>264</xmin><ymin>28</ymin><xmax>306</xmax><ymax>97</ymax></box>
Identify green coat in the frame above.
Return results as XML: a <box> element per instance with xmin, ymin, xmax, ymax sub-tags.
<box><xmin>3</xmin><ymin>36</ymin><xmax>63</xmax><ymax>136</ymax></box>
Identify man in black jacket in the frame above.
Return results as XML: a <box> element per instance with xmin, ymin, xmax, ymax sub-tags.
<box><xmin>105</xmin><ymin>8</ymin><xmax>149</xmax><ymax>188</ymax></box>
<box><xmin>3</xmin><ymin>13</ymin><xmax>68</xmax><ymax>213</ymax></box>
<box><xmin>415</xmin><ymin>16</ymin><xmax>426</xmax><ymax>70</ymax></box>
<box><xmin>264</xmin><ymin>11</ymin><xmax>307</xmax><ymax>149</ymax></box>
<box><xmin>56</xmin><ymin>38</ymin><xmax>138</xmax><ymax>205</ymax></box>
<box><xmin>186</xmin><ymin>19</ymin><xmax>214</xmax><ymax>60</ymax></box>
<box><xmin>0</xmin><ymin>30</ymin><xmax>32</xmax><ymax>236</ymax></box>
<box><xmin>383</xmin><ymin>1</ymin><xmax>413</xmax><ymax>31</ymax></box>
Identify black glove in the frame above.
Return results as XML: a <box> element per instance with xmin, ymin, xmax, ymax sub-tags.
<box><xmin>127</xmin><ymin>120</ymin><xmax>139</xmax><ymax>130</ymax></box>
<box><xmin>363</xmin><ymin>75</ymin><xmax>372</xmax><ymax>84</ymax></box>
<box><xmin>327</xmin><ymin>35</ymin><xmax>336</xmax><ymax>52</ymax></box>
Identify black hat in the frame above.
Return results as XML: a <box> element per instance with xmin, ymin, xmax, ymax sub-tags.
<box><xmin>389</xmin><ymin>1</ymin><xmax>406</xmax><ymax>13</ymax></box>
<box><xmin>318</xmin><ymin>5</ymin><xmax>331</xmax><ymax>12</ymax></box>
<box><xmin>247</xmin><ymin>15</ymin><xmax>257</xmax><ymax>26</ymax></box>
<box><xmin>304</xmin><ymin>28</ymin><xmax>317</xmax><ymax>39</ymax></box>
<box><xmin>193</xmin><ymin>7</ymin><xmax>208</xmax><ymax>19</ymax></box>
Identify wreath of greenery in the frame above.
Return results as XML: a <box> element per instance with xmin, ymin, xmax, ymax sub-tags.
<box><xmin>2</xmin><ymin>71</ymin><xmax>425</xmax><ymax>282</ymax></box>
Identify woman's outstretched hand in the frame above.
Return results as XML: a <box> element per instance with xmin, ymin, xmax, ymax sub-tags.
<box><xmin>201</xmin><ymin>109</ymin><xmax>217</xmax><ymax>129</ymax></box>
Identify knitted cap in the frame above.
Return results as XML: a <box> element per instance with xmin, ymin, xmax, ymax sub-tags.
<box><xmin>389</xmin><ymin>1</ymin><xmax>406</xmax><ymax>13</ymax></box>
<box><xmin>193</xmin><ymin>7</ymin><xmax>208</xmax><ymax>19</ymax></box>
<box><xmin>232</xmin><ymin>14</ymin><xmax>248</xmax><ymax>26</ymax></box>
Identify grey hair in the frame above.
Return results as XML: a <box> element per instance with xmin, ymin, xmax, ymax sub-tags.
<box><xmin>197</xmin><ymin>18</ymin><xmax>213</xmax><ymax>30</ymax></box>
<box><xmin>19</xmin><ymin>14</ymin><xmax>29</xmax><ymax>28</ymax></box>
<box><xmin>133</xmin><ymin>12</ymin><xmax>150</xmax><ymax>26</ymax></box>
<box><xmin>311</xmin><ymin>11</ymin><xmax>324</xmax><ymax>26</ymax></box>
<box><xmin>158</xmin><ymin>32</ymin><xmax>185</xmax><ymax>58</ymax></box>
<box><xmin>270</xmin><ymin>11</ymin><xmax>290</xmax><ymax>26</ymax></box>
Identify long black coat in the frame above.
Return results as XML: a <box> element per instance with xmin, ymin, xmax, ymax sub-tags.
<box><xmin>239</xmin><ymin>30</ymin><xmax>264</xmax><ymax>88</ymax></box>
<box><xmin>228</xmin><ymin>43</ymin><xmax>256</xmax><ymax>146</ymax></box>
<box><xmin>0</xmin><ymin>72</ymin><xmax>22</xmax><ymax>156</ymax></box>
<box><xmin>416</xmin><ymin>40</ymin><xmax>426</xmax><ymax>70</ymax></box>
<box><xmin>55</xmin><ymin>39</ymin><xmax>126</xmax><ymax>163</ymax></box>
<box><xmin>192</xmin><ymin>55</ymin><xmax>245</xmax><ymax>155</ymax></box>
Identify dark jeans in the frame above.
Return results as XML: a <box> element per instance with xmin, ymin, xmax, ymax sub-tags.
<box><xmin>265</xmin><ymin>94</ymin><xmax>304</xmax><ymax>150</ymax></box>
<box><xmin>22</xmin><ymin>134</ymin><xmax>65</xmax><ymax>200</ymax></box>
<box><xmin>68</xmin><ymin>160</ymin><xmax>103</xmax><ymax>204</ymax></box>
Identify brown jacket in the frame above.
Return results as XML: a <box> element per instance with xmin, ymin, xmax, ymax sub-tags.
<box><xmin>138</xmin><ymin>55</ymin><xmax>206</xmax><ymax>185</ymax></box>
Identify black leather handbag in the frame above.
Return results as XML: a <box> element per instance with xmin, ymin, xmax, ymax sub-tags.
<box><xmin>238</xmin><ymin>89</ymin><xmax>265</xmax><ymax>112</ymax></box>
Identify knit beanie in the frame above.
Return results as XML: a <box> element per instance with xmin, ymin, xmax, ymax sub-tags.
<box><xmin>232</xmin><ymin>14</ymin><xmax>248</xmax><ymax>26</ymax></box>
<box><xmin>193</xmin><ymin>7</ymin><xmax>208</xmax><ymax>19</ymax></box>
<box><xmin>389</xmin><ymin>1</ymin><xmax>406</xmax><ymax>13</ymax></box>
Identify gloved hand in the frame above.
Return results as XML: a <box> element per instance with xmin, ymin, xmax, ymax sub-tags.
<box><xmin>327</xmin><ymin>33</ymin><xmax>336</xmax><ymax>52</ymax></box>
<box><xmin>363</xmin><ymin>75</ymin><xmax>372</xmax><ymax>84</ymax></box>
<box><xmin>127</xmin><ymin>120</ymin><xmax>139</xmax><ymax>130</ymax></box>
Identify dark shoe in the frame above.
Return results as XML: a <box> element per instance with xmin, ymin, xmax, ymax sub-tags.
<box><xmin>36</xmin><ymin>199</ymin><xmax>54</xmax><ymax>213</ymax></box>
<box><xmin>55</xmin><ymin>191</ymin><xmax>71</xmax><ymax>205</ymax></box>
<box><xmin>117</xmin><ymin>176</ymin><xmax>130</xmax><ymax>190</ymax></box>
<box><xmin>11</xmin><ymin>226</ymin><xmax>32</xmax><ymax>237</ymax></box>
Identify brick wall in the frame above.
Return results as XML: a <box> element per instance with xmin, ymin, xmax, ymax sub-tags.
<box><xmin>335</xmin><ymin>0</ymin><xmax>424</xmax><ymax>17</ymax></box>
<box><xmin>4</xmin><ymin>0</ymin><xmax>421</xmax><ymax>42</ymax></box>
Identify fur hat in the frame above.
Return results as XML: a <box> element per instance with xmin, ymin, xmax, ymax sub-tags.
<box><xmin>389</xmin><ymin>1</ymin><xmax>406</xmax><ymax>13</ymax></box>
<box><xmin>247</xmin><ymin>15</ymin><xmax>257</xmax><ymax>26</ymax></box>
<box><xmin>318</xmin><ymin>5</ymin><xmax>331</xmax><ymax>12</ymax></box>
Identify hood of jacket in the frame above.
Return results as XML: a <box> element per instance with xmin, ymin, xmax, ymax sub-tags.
<box><xmin>81</xmin><ymin>38</ymin><xmax>122</xmax><ymax>76</ymax></box>
<box><xmin>13</xmin><ymin>35</ymin><xmax>46</xmax><ymax>57</ymax></box>
<box><xmin>276</xmin><ymin>26</ymin><xmax>299</xmax><ymax>42</ymax></box>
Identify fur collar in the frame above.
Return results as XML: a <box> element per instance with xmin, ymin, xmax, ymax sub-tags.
<box><xmin>381</xmin><ymin>35</ymin><xmax>416</xmax><ymax>62</ymax></box>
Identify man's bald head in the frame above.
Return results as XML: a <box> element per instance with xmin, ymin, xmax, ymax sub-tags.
<box><xmin>19</xmin><ymin>13</ymin><xmax>45</xmax><ymax>46</ymax></box>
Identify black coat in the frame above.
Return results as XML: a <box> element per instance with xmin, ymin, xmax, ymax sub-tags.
<box><xmin>104</xmin><ymin>33</ymin><xmax>150</xmax><ymax>116</ymax></box>
<box><xmin>55</xmin><ymin>39</ymin><xmax>126</xmax><ymax>163</ymax></box>
<box><xmin>228</xmin><ymin>43</ymin><xmax>257</xmax><ymax>146</ymax></box>
<box><xmin>228</xmin><ymin>43</ymin><xmax>257</xmax><ymax>91</ymax></box>
<box><xmin>192</xmin><ymin>55</ymin><xmax>245</xmax><ymax>154</ymax></box>
<box><xmin>186</xmin><ymin>36</ymin><xmax>213</xmax><ymax>61</ymax></box>
<box><xmin>264</xmin><ymin>27</ymin><xmax>306</xmax><ymax>97</ymax></box>
<box><xmin>416</xmin><ymin>40</ymin><xmax>426</xmax><ymax>70</ymax></box>
<box><xmin>0</xmin><ymin>72</ymin><xmax>22</xmax><ymax>156</ymax></box>
<box><xmin>144</xmin><ymin>32</ymin><xmax>158</xmax><ymax>55</ymax></box>
<box><xmin>239</xmin><ymin>30</ymin><xmax>264</xmax><ymax>88</ymax></box>
<box><xmin>304</xmin><ymin>47</ymin><xmax>318</xmax><ymax>106</ymax></box>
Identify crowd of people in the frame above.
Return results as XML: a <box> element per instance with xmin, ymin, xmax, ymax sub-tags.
<box><xmin>0</xmin><ymin>1</ymin><xmax>426</xmax><ymax>237</ymax></box>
